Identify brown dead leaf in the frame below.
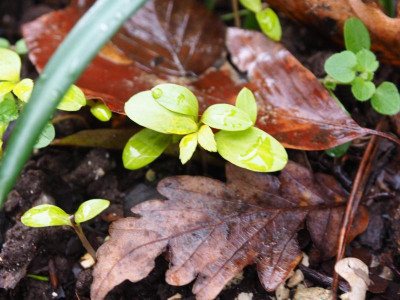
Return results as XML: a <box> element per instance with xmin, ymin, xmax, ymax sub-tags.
<box><xmin>91</xmin><ymin>162</ymin><xmax>369</xmax><ymax>300</ymax></box>
<box><xmin>226</xmin><ymin>28</ymin><xmax>375</xmax><ymax>150</ymax></box>
<box><xmin>22</xmin><ymin>0</ymin><xmax>225</xmax><ymax>113</ymax></box>
<box><xmin>264</xmin><ymin>0</ymin><xmax>400</xmax><ymax>66</ymax></box>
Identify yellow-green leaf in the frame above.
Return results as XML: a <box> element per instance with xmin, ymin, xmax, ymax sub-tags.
<box><xmin>151</xmin><ymin>83</ymin><xmax>199</xmax><ymax>119</ymax></box>
<box><xmin>256</xmin><ymin>8</ymin><xmax>282</xmax><ymax>41</ymax></box>
<box><xmin>0</xmin><ymin>48</ymin><xmax>21</xmax><ymax>82</ymax></box>
<box><xmin>123</xmin><ymin>128</ymin><xmax>171</xmax><ymax>170</ymax></box>
<box><xmin>179</xmin><ymin>133</ymin><xmax>198</xmax><ymax>164</ymax></box>
<box><xmin>201</xmin><ymin>104</ymin><xmax>252</xmax><ymax>131</ymax></box>
<box><xmin>197</xmin><ymin>124</ymin><xmax>217</xmax><ymax>152</ymax></box>
<box><xmin>235</xmin><ymin>87</ymin><xmax>257</xmax><ymax>124</ymax></box>
<box><xmin>21</xmin><ymin>204</ymin><xmax>72</xmax><ymax>227</ymax></box>
<box><xmin>0</xmin><ymin>81</ymin><xmax>16</xmax><ymax>97</ymax></box>
<box><xmin>90</xmin><ymin>103</ymin><xmax>112</xmax><ymax>122</ymax></box>
<box><xmin>57</xmin><ymin>84</ymin><xmax>86</xmax><ymax>111</ymax></box>
<box><xmin>215</xmin><ymin>127</ymin><xmax>287</xmax><ymax>172</ymax></box>
<box><xmin>125</xmin><ymin>91</ymin><xmax>198</xmax><ymax>135</ymax></box>
<box><xmin>13</xmin><ymin>78</ymin><xmax>33</xmax><ymax>102</ymax></box>
<box><xmin>74</xmin><ymin>199</ymin><xmax>110</xmax><ymax>224</ymax></box>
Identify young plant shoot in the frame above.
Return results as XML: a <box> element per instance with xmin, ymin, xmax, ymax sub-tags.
<box><xmin>123</xmin><ymin>84</ymin><xmax>288</xmax><ymax>172</ymax></box>
<box><xmin>21</xmin><ymin>199</ymin><xmax>110</xmax><ymax>260</ymax></box>
<box><xmin>0</xmin><ymin>47</ymin><xmax>113</xmax><ymax>156</ymax></box>
<box><xmin>239</xmin><ymin>0</ymin><xmax>282</xmax><ymax>41</ymax></box>
<box><xmin>323</xmin><ymin>17</ymin><xmax>400</xmax><ymax>157</ymax></box>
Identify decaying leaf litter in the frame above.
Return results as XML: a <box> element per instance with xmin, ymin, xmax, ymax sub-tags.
<box><xmin>0</xmin><ymin>0</ymin><xmax>400</xmax><ymax>299</ymax></box>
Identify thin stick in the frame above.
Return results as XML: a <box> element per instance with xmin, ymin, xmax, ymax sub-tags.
<box><xmin>231</xmin><ymin>0</ymin><xmax>241</xmax><ymax>27</ymax></box>
<box><xmin>331</xmin><ymin>118</ymin><xmax>385</xmax><ymax>296</ymax></box>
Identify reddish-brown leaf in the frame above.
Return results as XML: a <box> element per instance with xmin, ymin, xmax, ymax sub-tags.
<box><xmin>264</xmin><ymin>0</ymin><xmax>400</xmax><ymax>66</ymax></box>
<box><xmin>226</xmin><ymin>28</ymin><xmax>374</xmax><ymax>150</ymax></box>
<box><xmin>91</xmin><ymin>162</ymin><xmax>369</xmax><ymax>300</ymax></box>
<box><xmin>22</xmin><ymin>0</ymin><xmax>225</xmax><ymax>113</ymax></box>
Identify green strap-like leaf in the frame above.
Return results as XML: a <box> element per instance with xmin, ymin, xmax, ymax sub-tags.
<box><xmin>125</xmin><ymin>91</ymin><xmax>198</xmax><ymax>134</ymax></box>
<box><xmin>235</xmin><ymin>87</ymin><xmax>257</xmax><ymax>124</ymax></box>
<box><xmin>0</xmin><ymin>48</ymin><xmax>21</xmax><ymax>82</ymax></box>
<box><xmin>215</xmin><ymin>127</ymin><xmax>287</xmax><ymax>172</ymax></box>
<box><xmin>21</xmin><ymin>204</ymin><xmax>72</xmax><ymax>227</ymax></box>
<box><xmin>179</xmin><ymin>132</ymin><xmax>198</xmax><ymax>164</ymax></box>
<box><xmin>151</xmin><ymin>83</ymin><xmax>199</xmax><ymax>119</ymax></box>
<box><xmin>201</xmin><ymin>103</ymin><xmax>253</xmax><ymax>131</ymax></box>
<box><xmin>123</xmin><ymin>128</ymin><xmax>171</xmax><ymax>170</ymax></box>
<box><xmin>74</xmin><ymin>199</ymin><xmax>110</xmax><ymax>224</ymax></box>
<box><xmin>0</xmin><ymin>0</ymin><xmax>149</xmax><ymax>209</ymax></box>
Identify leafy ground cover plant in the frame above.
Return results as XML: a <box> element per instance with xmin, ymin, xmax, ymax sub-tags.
<box><xmin>123</xmin><ymin>84</ymin><xmax>288</xmax><ymax>172</ymax></box>
<box><xmin>21</xmin><ymin>199</ymin><xmax>110</xmax><ymax>260</ymax></box>
<box><xmin>239</xmin><ymin>0</ymin><xmax>282</xmax><ymax>41</ymax></box>
<box><xmin>323</xmin><ymin>17</ymin><xmax>400</xmax><ymax>158</ymax></box>
<box><xmin>324</xmin><ymin>17</ymin><xmax>400</xmax><ymax>116</ymax></box>
<box><xmin>0</xmin><ymin>47</ymin><xmax>88</xmax><ymax>155</ymax></box>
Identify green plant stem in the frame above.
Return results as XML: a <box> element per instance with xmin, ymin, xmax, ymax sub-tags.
<box><xmin>72</xmin><ymin>221</ymin><xmax>97</xmax><ymax>261</ymax></box>
<box><xmin>26</xmin><ymin>274</ymin><xmax>50</xmax><ymax>282</ymax></box>
<box><xmin>221</xmin><ymin>9</ymin><xmax>250</xmax><ymax>21</ymax></box>
<box><xmin>0</xmin><ymin>0</ymin><xmax>148</xmax><ymax>209</ymax></box>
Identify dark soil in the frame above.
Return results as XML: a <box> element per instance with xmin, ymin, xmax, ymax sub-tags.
<box><xmin>1</xmin><ymin>1</ymin><xmax>400</xmax><ymax>299</ymax></box>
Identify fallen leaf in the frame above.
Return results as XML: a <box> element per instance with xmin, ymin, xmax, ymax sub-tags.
<box><xmin>22</xmin><ymin>0</ymin><xmax>225</xmax><ymax>113</ymax></box>
<box><xmin>51</xmin><ymin>128</ymin><xmax>138</xmax><ymax>150</ymax></box>
<box><xmin>226</xmin><ymin>28</ymin><xmax>375</xmax><ymax>150</ymax></box>
<box><xmin>335</xmin><ymin>257</ymin><xmax>371</xmax><ymax>300</ymax></box>
<box><xmin>264</xmin><ymin>0</ymin><xmax>400</xmax><ymax>66</ymax></box>
<box><xmin>91</xmin><ymin>162</ymin><xmax>369</xmax><ymax>300</ymax></box>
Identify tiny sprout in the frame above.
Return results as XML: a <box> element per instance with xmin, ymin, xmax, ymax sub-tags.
<box><xmin>323</xmin><ymin>17</ymin><xmax>400</xmax><ymax>157</ymax></box>
<box><xmin>21</xmin><ymin>199</ymin><xmax>110</xmax><ymax>260</ymax></box>
<box><xmin>238</xmin><ymin>0</ymin><xmax>282</xmax><ymax>41</ymax></box>
<box><xmin>90</xmin><ymin>103</ymin><xmax>112</xmax><ymax>122</ymax></box>
<box><xmin>123</xmin><ymin>84</ymin><xmax>288</xmax><ymax>172</ymax></box>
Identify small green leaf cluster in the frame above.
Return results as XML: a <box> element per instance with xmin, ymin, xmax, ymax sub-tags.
<box><xmin>0</xmin><ymin>47</ymin><xmax>112</xmax><ymax>156</ymax></box>
<box><xmin>239</xmin><ymin>0</ymin><xmax>282</xmax><ymax>41</ymax></box>
<box><xmin>123</xmin><ymin>84</ymin><xmax>288</xmax><ymax>172</ymax></box>
<box><xmin>21</xmin><ymin>199</ymin><xmax>110</xmax><ymax>227</ymax></box>
<box><xmin>0</xmin><ymin>37</ymin><xmax>29</xmax><ymax>55</ymax></box>
<box><xmin>324</xmin><ymin>18</ymin><xmax>400</xmax><ymax>115</ymax></box>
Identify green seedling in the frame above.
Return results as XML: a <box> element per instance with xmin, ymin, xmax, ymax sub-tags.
<box><xmin>324</xmin><ymin>18</ymin><xmax>400</xmax><ymax>115</ymax></box>
<box><xmin>21</xmin><ymin>199</ymin><xmax>110</xmax><ymax>260</ymax></box>
<box><xmin>123</xmin><ymin>83</ymin><xmax>288</xmax><ymax>172</ymax></box>
<box><xmin>239</xmin><ymin>0</ymin><xmax>282</xmax><ymax>41</ymax></box>
<box><xmin>323</xmin><ymin>17</ymin><xmax>400</xmax><ymax>157</ymax></box>
<box><xmin>0</xmin><ymin>47</ymin><xmax>110</xmax><ymax>156</ymax></box>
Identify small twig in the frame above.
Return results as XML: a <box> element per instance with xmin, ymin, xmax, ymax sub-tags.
<box><xmin>331</xmin><ymin>117</ymin><xmax>385</xmax><ymax>296</ymax></box>
<box><xmin>231</xmin><ymin>0</ymin><xmax>241</xmax><ymax>27</ymax></box>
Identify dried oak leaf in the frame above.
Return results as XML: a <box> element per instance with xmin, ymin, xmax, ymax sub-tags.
<box><xmin>91</xmin><ymin>162</ymin><xmax>369</xmax><ymax>300</ymax></box>
<box><xmin>264</xmin><ymin>0</ymin><xmax>400</xmax><ymax>66</ymax></box>
<box><xmin>22</xmin><ymin>0</ymin><xmax>225</xmax><ymax>113</ymax></box>
<box><xmin>226</xmin><ymin>28</ymin><xmax>377</xmax><ymax>150</ymax></box>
